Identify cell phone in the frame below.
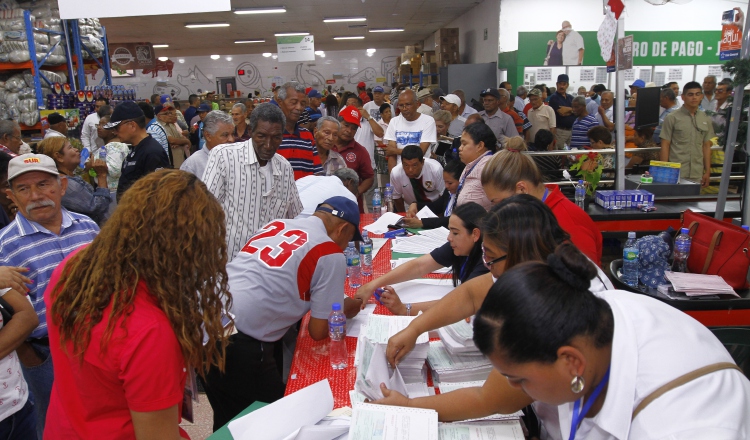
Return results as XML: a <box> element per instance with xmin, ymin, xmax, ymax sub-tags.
<box><xmin>395</xmin><ymin>218</ymin><xmax>406</xmax><ymax>227</ymax></box>
<box><xmin>387</xmin><ymin>224</ymin><xmax>401</xmax><ymax>230</ymax></box>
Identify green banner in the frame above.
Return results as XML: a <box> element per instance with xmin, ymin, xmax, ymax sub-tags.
<box><xmin>512</xmin><ymin>30</ymin><xmax>722</xmax><ymax>67</ymax></box>
<box><xmin>276</xmin><ymin>36</ymin><xmax>305</xmax><ymax>44</ymax></box>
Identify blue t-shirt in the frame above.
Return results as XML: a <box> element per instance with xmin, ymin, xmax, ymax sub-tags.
<box><xmin>571</xmin><ymin>115</ymin><xmax>600</xmax><ymax>149</ymax></box>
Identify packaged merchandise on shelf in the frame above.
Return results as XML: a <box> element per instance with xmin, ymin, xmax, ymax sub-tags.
<box><xmin>595</xmin><ymin>190</ymin><xmax>655</xmax><ymax>210</ymax></box>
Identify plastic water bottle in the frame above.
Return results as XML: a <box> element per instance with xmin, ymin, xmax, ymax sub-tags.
<box><xmin>575</xmin><ymin>180</ymin><xmax>586</xmax><ymax>209</ymax></box>
<box><xmin>372</xmin><ymin>189</ymin><xmax>382</xmax><ymax>220</ymax></box>
<box><xmin>328</xmin><ymin>303</ymin><xmax>347</xmax><ymax>369</ymax></box>
<box><xmin>98</xmin><ymin>146</ymin><xmax>107</xmax><ymax>160</ymax></box>
<box><xmin>384</xmin><ymin>183</ymin><xmax>393</xmax><ymax>212</ymax></box>
<box><xmin>360</xmin><ymin>231</ymin><xmax>373</xmax><ymax>276</ymax></box>
<box><xmin>671</xmin><ymin>228</ymin><xmax>692</xmax><ymax>273</ymax></box>
<box><xmin>346</xmin><ymin>242</ymin><xmax>361</xmax><ymax>288</ymax></box>
<box><xmin>622</xmin><ymin>232</ymin><xmax>639</xmax><ymax>287</ymax></box>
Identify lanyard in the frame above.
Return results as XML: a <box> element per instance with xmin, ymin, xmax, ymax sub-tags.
<box><xmin>458</xmin><ymin>259</ymin><xmax>468</xmax><ymax>281</ymax></box>
<box><xmin>568</xmin><ymin>365</ymin><xmax>611</xmax><ymax>440</ymax></box>
<box><xmin>541</xmin><ymin>187</ymin><xmax>550</xmax><ymax>203</ymax></box>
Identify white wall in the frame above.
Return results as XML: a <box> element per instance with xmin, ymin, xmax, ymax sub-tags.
<box><xmin>499</xmin><ymin>0</ymin><xmax>733</xmax><ymax>53</ymax></box>
<box><xmin>107</xmin><ymin>49</ymin><xmax>402</xmax><ymax>100</ymax></box>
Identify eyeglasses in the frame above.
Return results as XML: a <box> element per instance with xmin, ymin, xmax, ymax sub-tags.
<box><xmin>482</xmin><ymin>245</ymin><xmax>507</xmax><ymax>268</ymax></box>
<box><xmin>112</xmin><ymin>120</ymin><xmax>135</xmax><ymax>132</ymax></box>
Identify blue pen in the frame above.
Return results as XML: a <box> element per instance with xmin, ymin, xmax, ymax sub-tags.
<box><xmin>373</xmin><ymin>288</ymin><xmax>384</xmax><ymax>304</ymax></box>
<box><xmin>384</xmin><ymin>228</ymin><xmax>407</xmax><ymax>239</ymax></box>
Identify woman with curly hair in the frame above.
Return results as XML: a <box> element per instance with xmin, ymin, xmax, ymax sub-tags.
<box><xmin>44</xmin><ymin>169</ymin><xmax>232</xmax><ymax>439</ymax></box>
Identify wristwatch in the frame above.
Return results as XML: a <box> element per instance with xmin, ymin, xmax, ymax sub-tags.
<box><xmin>405</xmin><ymin>303</ymin><xmax>412</xmax><ymax>316</ymax></box>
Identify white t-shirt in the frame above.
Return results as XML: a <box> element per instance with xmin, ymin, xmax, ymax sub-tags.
<box><xmin>384</xmin><ymin>113</ymin><xmax>438</xmax><ymax>163</ymax></box>
<box><xmin>363</xmin><ymin>101</ymin><xmax>391</xmax><ymax>122</ymax></box>
<box><xmin>294</xmin><ymin>175</ymin><xmax>358</xmax><ymax>219</ymax></box>
<box><xmin>417</xmin><ymin>103</ymin><xmax>434</xmax><ymax>116</ymax></box>
<box><xmin>390</xmin><ymin>158</ymin><xmax>446</xmax><ymax>205</ymax></box>
<box><xmin>562</xmin><ymin>30</ymin><xmax>585</xmax><ymax>65</ymax></box>
<box><xmin>354</xmin><ymin>118</ymin><xmax>376</xmax><ymax>168</ymax></box>
<box><xmin>0</xmin><ymin>289</ymin><xmax>29</xmax><ymax>421</ymax></box>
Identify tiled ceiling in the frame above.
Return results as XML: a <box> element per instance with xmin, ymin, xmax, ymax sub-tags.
<box><xmin>100</xmin><ymin>0</ymin><xmax>481</xmax><ymax>57</ymax></box>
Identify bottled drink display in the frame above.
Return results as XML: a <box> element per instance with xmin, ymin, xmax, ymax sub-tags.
<box><xmin>622</xmin><ymin>231</ymin><xmax>639</xmax><ymax>287</ymax></box>
<box><xmin>372</xmin><ymin>188</ymin><xmax>382</xmax><ymax>220</ymax></box>
<box><xmin>671</xmin><ymin>228</ymin><xmax>692</xmax><ymax>273</ymax></box>
<box><xmin>384</xmin><ymin>183</ymin><xmax>393</xmax><ymax>212</ymax></box>
<box><xmin>360</xmin><ymin>231</ymin><xmax>373</xmax><ymax>276</ymax></box>
<box><xmin>575</xmin><ymin>180</ymin><xmax>586</xmax><ymax>209</ymax></box>
<box><xmin>346</xmin><ymin>241</ymin><xmax>361</xmax><ymax>288</ymax></box>
<box><xmin>328</xmin><ymin>303</ymin><xmax>347</xmax><ymax>369</ymax></box>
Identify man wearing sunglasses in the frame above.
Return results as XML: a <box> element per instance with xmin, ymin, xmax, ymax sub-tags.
<box><xmin>105</xmin><ymin>102</ymin><xmax>170</xmax><ymax>201</ymax></box>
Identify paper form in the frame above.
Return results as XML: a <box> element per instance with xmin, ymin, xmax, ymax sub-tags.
<box><xmin>346</xmin><ymin>304</ymin><xmax>377</xmax><ymax>338</ymax></box>
<box><xmin>363</xmin><ymin>212</ymin><xmax>404</xmax><ymax>234</ymax></box>
<box><xmin>436</xmin><ymin>382</ymin><xmax>524</xmax><ymax>422</ymax></box>
<box><xmin>372</xmin><ymin>238</ymin><xmax>388</xmax><ymax>260</ymax></box>
<box><xmin>387</xmin><ymin>278</ymin><xmax>455</xmax><ymax>304</ymax></box>
<box><xmin>356</xmin><ymin>341</ymin><xmax>408</xmax><ymax>400</ymax></box>
<box><xmin>349</xmin><ymin>403</ymin><xmax>439</xmax><ymax>440</ymax></box>
<box><xmin>428</xmin><ymin>342</ymin><xmax>491</xmax><ymax>371</ymax></box>
<box><xmin>417</xmin><ymin>206</ymin><xmax>438</xmax><ymax>219</ymax></box>
<box><xmin>438</xmin><ymin>420</ymin><xmax>525</xmax><ymax>440</ymax></box>
<box><xmin>391</xmin><ymin>258</ymin><xmax>451</xmax><ymax>274</ymax></box>
<box><xmin>363</xmin><ymin>315</ymin><xmax>429</xmax><ymax>345</ymax></box>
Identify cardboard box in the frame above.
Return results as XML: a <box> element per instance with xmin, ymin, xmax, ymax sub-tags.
<box><xmin>438</xmin><ymin>36</ymin><xmax>459</xmax><ymax>46</ymax></box>
<box><xmin>413</xmin><ymin>42</ymin><xmax>423</xmax><ymax>53</ymax></box>
<box><xmin>404</xmin><ymin>45</ymin><xmax>415</xmax><ymax>54</ymax></box>
<box><xmin>421</xmin><ymin>51</ymin><xmax>436</xmax><ymax>64</ymax></box>
<box><xmin>436</xmin><ymin>28</ymin><xmax>459</xmax><ymax>39</ymax></box>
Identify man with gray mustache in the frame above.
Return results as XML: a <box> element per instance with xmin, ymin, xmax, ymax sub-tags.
<box><xmin>0</xmin><ymin>153</ymin><xmax>99</xmax><ymax>438</ymax></box>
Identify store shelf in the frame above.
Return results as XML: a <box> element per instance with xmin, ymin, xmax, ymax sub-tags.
<box><xmin>19</xmin><ymin>122</ymin><xmax>41</xmax><ymax>131</ymax></box>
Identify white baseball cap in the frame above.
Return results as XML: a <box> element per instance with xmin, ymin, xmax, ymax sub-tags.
<box><xmin>439</xmin><ymin>94</ymin><xmax>461</xmax><ymax>106</ymax></box>
<box><xmin>7</xmin><ymin>153</ymin><xmax>59</xmax><ymax>182</ymax></box>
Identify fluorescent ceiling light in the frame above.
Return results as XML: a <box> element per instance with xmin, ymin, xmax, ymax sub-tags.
<box><xmin>366</xmin><ymin>48</ymin><xmax>376</xmax><ymax>53</ymax></box>
<box><xmin>314</xmin><ymin>50</ymin><xmax>325</xmax><ymax>55</ymax></box>
<box><xmin>272</xmin><ymin>54</ymin><xmax>278</xmax><ymax>59</ymax></box>
<box><xmin>369</xmin><ymin>28</ymin><xmax>404</xmax><ymax>32</ymax></box>
<box><xmin>333</xmin><ymin>36</ymin><xmax>364</xmax><ymax>40</ymax></box>
<box><xmin>275</xmin><ymin>32</ymin><xmax>309</xmax><ymax>36</ymax></box>
<box><xmin>263</xmin><ymin>52</ymin><xmax>273</xmax><ymax>57</ymax></box>
<box><xmin>234</xmin><ymin>7</ymin><xmax>286</xmax><ymax>14</ymax></box>
<box><xmin>178</xmin><ymin>59</ymin><xmax>185</xmax><ymax>63</ymax></box>
<box><xmin>226</xmin><ymin>56</ymin><xmax>233</xmax><ymax>61</ymax></box>
<box><xmin>158</xmin><ymin>56</ymin><xmax>168</xmax><ymax>61</ymax></box>
<box><xmin>210</xmin><ymin>54</ymin><xmax>220</xmax><ymax>60</ymax></box>
<box><xmin>185</xmin><ymin>23</ymin><xmax>230</xmax><ymax>28</ymax></box>
<box><xmin>152</xmin><ymin>44</ymin><xmax>169</xmax><ymax>48</ymax></box>
<box><xmin>323</xmin><ymin>17</ymin><xmax>366</xmax><ymax>23</ymax></box>
<box><xmin>235</xmin><ymin>39</ymin><xmax>265</xmax><ymax>44</ymax></box>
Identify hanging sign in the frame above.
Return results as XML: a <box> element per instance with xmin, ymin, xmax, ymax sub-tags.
<box><xmin>109</xmin><ymin>42</ymin><xmax>155</xmax><ymax>69</ymax></box>
<box><xmin>719</xmin><ymin>9</ymin><xmax>743</xmax><ymax>61</ymax></box>
<box><xmin>537</xmin><ymin>68</ymin><xmax>552</xmax><ymax>82</ymax></box>
<box><xmin>276</xmin><ymin>35</ymin><xmax>315</xmax><ymax>62</ymax></box>
<box><xmin>617</xmin><ymin>35</ymin><xmax>633</xmax><ymax>71</ymax></box>
<box><xmin>580</xmin><ymin>69</ymin><xmax>595</xmax><ymax>82</ymax></box>
<box><xmin>595</xmin><ymin>67</ymin><xmax>608</xmax><ymax>83</ymax></box>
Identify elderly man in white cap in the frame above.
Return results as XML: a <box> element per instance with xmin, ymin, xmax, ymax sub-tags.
<box><xmin>416</xmin><ymin>88</ymin><xmax>435</xmax><ymax>117</ymax></box>
<box><xmin>439</xmin><ymin>93</ymin><xmax>467</xmax><ymax>138</ymax></box>
<box><xmin>0</xmin><ymin>153</ymin><xmax>100</xmax><ymax>437</ymax></box>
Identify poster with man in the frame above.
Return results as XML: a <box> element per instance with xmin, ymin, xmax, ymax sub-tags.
<box><xmin>546</xmin><ymin>21</ymin><xmax>585</xmax><ymax>66</ymax></box>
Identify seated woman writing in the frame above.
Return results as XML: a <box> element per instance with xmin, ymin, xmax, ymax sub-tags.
<box><xmin>400</xmin><ymin>160</ymin><xmax>465</xmax><ymax>230</ymax></box>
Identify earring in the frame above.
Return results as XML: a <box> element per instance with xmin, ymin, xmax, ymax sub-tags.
<box><xmin>570</xmin><ymin>375</ymin><xmax>585</xmax><ymax>394</ymax></box>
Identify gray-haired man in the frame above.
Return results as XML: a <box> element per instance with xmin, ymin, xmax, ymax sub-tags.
<box><xmin>180</xmin><ymin>110</ymin><xmax>235</xmax><ymax>179</ymax></box>
<box><xmin>514</xmin><ymin>86</ymin><xmax>528</xmax><ymax>112</ymax></box>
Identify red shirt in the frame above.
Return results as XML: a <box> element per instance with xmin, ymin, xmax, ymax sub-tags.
<box><xmin>359</xmin><ymin>91</ymin><xmax>371</xmax><ymax>105</ymax></box>
<box><xmin>335</xmin><ymin>139</ymin><xmax>374</xmax><ymax>212</ymax></box>
<box><xmin>45</xmin><ymin>250</ymin><xmax>189</xmax><ymax>439</ymax></box>
<box><xmin>502</xmin><ymin>106</ymin><xmax>525</xmax><ymax>135</ymax></box>
<box><xmin>544</xmin><ymin>184</ymin><xmax>603</xmax><ymax>267</ymax></box>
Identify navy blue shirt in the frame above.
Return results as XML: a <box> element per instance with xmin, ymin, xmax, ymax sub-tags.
<box><xmin>548</xmin><ymin>92</ymin><xmax>576</xmax><ymax>129</ymax></box>
<box><xmin>183</xmin><ymin>106</ymin><xmax>198</xmax><ymax>130</ymax></box>
<box><xmin>429</xmin><ymin>241</ymin><xmax>488</xmax><ymax>283</ymax></box>
<box><xmin>117</xmin><ymin>134</ymin><xmax>171</xmax><ymax>201</ymax></box>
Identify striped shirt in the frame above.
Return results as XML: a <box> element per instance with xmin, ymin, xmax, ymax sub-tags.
<box><xmin>502</xmin><ymin>107</ymin><xmax>525</xmax><ymax>135</ymax></box>
<box><xmin>146</xmin><ymin>119</ymin><xmax>169</xmax><ymax>156</ymax></box>
<box><xmin>0</xmin><ymin>210</ymin><xmax>99</xmax><ymax>338</ymax></box>
<box><xmin>203</xmin><ymin>139</ymin><xmax>303</xmax><ymax>261</ymax></box>
<box><xmin>571</xmin><ymin>115</ymin><xmax>600</xmax><ymax>149</ymax></box>
<box><xmin>277</xmin><ymin>127</ymin><xmax>322</xmax><ymax>180</ymax></box>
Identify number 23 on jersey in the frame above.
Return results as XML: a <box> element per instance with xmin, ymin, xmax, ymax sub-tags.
<box><xmin>241</xmin><ymin>221</ymin><xmax>308</xmax><ymax>268</ymax></box>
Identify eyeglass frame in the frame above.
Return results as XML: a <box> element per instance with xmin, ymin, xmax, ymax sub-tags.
<box><xmin>481</xmin><ymin>245</ymin><xmax>508</xmax><ymax>268</ymax></box>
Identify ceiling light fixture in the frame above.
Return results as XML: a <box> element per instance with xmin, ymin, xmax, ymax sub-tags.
<box><xmin>226</xmin><ymin>56</ymin><xmax>233</xmax><ymax>61</ymax></box>
<box><xmin>366</xmin><ymin>48</ymin><xmax>376</xmax><ymax>53</ymax></box>
<box><xmin>333</xmin><ymin>36</ymin><xmax>365</xmax><ymax>40</ymax></box>
<box><xmin>272</xmin><ymin>54</ymin><xmax>278</xmax><ymax>59</ymax></box>
<box><xmin>368</xmin><ymin>28</ymin><xmax>404</xmax><ymax>32</ymax></box>
<box><xmin>152</xmin><ymin>44</ymin><xmax>169</xmax><ymax>48</ymax></box>
<box><xmin>274</xmin><ymin>32</ymin><xmax>310</xmax><ymax>37</ymax></box>
<box><xmin>235</xmin><ymin>39</ymin><xmax>266</xmax><ymax>44</ymax></box>
<box><xmin>234</xmin><ymin>7</ymin><xmax>286</xmax><ymax>14</ymax></box>
<box><xmin>262</xmin><ymin>52</ymin><xmax>273</xmax><ymax>57</ymax></box>
<box><xmin>314</xmin><ymin>50</ymin><xmax>325</xmax><ymax>55</ymax></box>
<box><xmin>178</xmin><ymin>59</ymin><xmax>185</xmax><ymax>63</ymax></box>
<box><xmin>323</xmin><ymin>17</ymin><xmax>366</xmax><ymax>23</ymax></box>
<box><xmin>185</xmin><ymin>22</ymin><xmax>230</xmax><ymax>28</ymax></box>
<box><xmin>210</xmin><ymin>54</ymin><xmax>220</xmax><ymax>60</ymax></box>
<box><xmin>158</xmin><ymin>56</ymin><xmax>168</xmax><ymax>61</ymax></box>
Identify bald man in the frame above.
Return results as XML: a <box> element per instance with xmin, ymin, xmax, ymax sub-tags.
<box><xmin>561</xmin><ymin>21</ymin><xmax>585</xmax><ymax>66</ymax></box>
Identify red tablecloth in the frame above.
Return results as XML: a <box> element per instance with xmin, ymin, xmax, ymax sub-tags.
<box><xmin>284</xmin><ymin>214</ymin><xmax>446</xmax><ymax>408</ymax></box>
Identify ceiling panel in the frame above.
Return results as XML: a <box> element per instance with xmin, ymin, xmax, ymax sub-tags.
<box><xmin>100</xmin><ymin>0</ymin><xmax>481</xmax><ymax>57</ymax></box>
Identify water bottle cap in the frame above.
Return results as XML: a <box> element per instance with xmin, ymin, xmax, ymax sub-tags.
<box><xmin>743</xmin><ymin>225</ymin><xmax>749</xmax><ymax>231</ymax></box>
<box><xmin>362</xmin><ymin>230</ymin><xmax>368</xmax><ymax>238</ymax></box>
<box><xmin>680</xmin><ymin>228</ymin><xmax>689</xmax><ymax>234</ymax></box>
<box><xmin>385</xmin><ymin>183</ymin><xmax>390</xmax><ymax>187</ymax></box>
<box><xmin>331</xmin><ymin>302</ymin><xmax>341</xmax><ymax>311</ymax></box>
<box><xmin>578</xmin><ymin>180</ymin><xmax>584</xmax><ymax>184</ymax></box>
<box><xmin>348</xmin><ymin>241</ymin><xmax>354</xmax><ymax>246</ymax></box>
<box><xmin>628</xmin><ymin>231</ymin><xmax>636</xmax><ymax>238</ymax></box>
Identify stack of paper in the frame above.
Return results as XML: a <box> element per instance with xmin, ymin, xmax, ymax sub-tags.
<box><xmin>438</xmin><ymin>420</ymin><xmax>525</xmax><ymax>440</ymax></box>
<box><xmin>437</xmin><ymin>319</ymin><xmax>482</xmax><ymax>355</ymax></box>
<box><xmin>416</xmin><ymin>206</ymin><xmax>438</xmax><ymax>219</ymax></box>
<box><xmin>361</xmin><ymin>314</ymin><xmax>429</xmax><ymax>383</ymax></box>
<box><xmin>664</xmin><ymin>271</ymin><xmax>739</xmax><ymax>297</ymax></box>
<box><xmin>391</xmin><ymin>257</ymin><xmax>451</xmax><ymax>274</ymax></box>
<box><xmin>363</xmin><ymin>212</ymin><xmax>404</xmax><ymax>235</ymax></box>
<box><xmin>349</xmin><ymin>403</ymin><xmax>438</xmax><ymax>440</ymax></box>
<box><xmin>346</xmin><ymin>304</ymin><xmax>376</xmax><ymax>338</ymax></box>
<box><xmin>391</xmin><ymin>227</ymin><xmax>449</xmax><ymax>255</ymax></box>
<box><xmin>427</xmin><ymin>341</ymin><xmax>493</xmax><ymax>383</ymax></box>
<box><xmin>438</xmin><ymin>381</ymin><xmax>524</xmax><ymax>422</ymax></box>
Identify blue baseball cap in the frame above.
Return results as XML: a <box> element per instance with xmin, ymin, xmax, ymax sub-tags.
<box><xmin>159</xmin><ymin>94</ymin><xmax>174</xmax><ymax>106</ymax></box>
<box><xmin>197</xmin><ymin>103</ymin><xmax>212</xmax><ymax>112</ymax></box>
<box><xmin>308</xmin><ymin>89</ymin><xmax>322</xmax><ymax>98</ymax></box>
<box><xmin>317</xmin><ymin>196</ymin><xmax>363</xmax><ymax>241</ymax></box>
<box><xmin>630</xmin><ymin>79</ymin><xmax>646</xmax><ymax>88</ymax></box>
<box><xmin>373</xmin><ymin>86</ymin><xmax>384</xmax><ymax>93</ymax></box>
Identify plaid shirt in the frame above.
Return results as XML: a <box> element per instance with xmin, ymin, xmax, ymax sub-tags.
<box><xmin>0</xmin><ymin>144</ymin><xmax>17</xmax><ymax>157</ymax></box>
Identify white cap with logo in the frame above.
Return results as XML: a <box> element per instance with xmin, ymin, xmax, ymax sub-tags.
<box><xmin>8</xmin><ymin>153</ymin><xmax>59</xmax><ymax>182</ymax></box>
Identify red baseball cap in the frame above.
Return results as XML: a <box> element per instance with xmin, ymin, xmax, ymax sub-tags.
<box><xmin>338</xmin><ymin>105</ymin><xmax>361</xmax><ymax>127</ymax></box>
<box><xmin>357</xmin><ymin>81</ymin><xmax>366</xmax><ymax>88</ymax></box>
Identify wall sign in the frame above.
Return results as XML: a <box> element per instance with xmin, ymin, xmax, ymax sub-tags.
<box><xmin>719</xmin><ymin>9</ymin><xmax>742</xmax><ymax>61</ymax></box>
<box><xmin>277</xmin><ymin>35</ymin><xmax>315</xmax><ymax>63</ymax></box>
<box><xmin>109</xmin><ymin>42</ymin><xmax>155</xmax><ymax>70</ymax></box>
<box><xmin>537</xmin><ymin>68</ymin><xmax>552</xmax><ymax>82</ymax></box>
<box><xmin>668</xmin><ymin>68</ymin><xmax>683</xmax><ymax>81</ymax></box>
<box><xmin>580</xmin><ymin>69</ymin><xmax>595</xmax><ymax>82</ymax></box>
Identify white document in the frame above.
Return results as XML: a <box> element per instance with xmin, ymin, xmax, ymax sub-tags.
<box><xmin>391</xmin><ymin>258</ymin><xmax>451</xmax><ymax>274</ymax></box>
<box><xmin>346</xmin><ymin>304</ymin><xmax>376</xmax><ymax>338</ymax></box>
<box><xmin>387</xmin><ymin>278</ymin><xmax>455</xmax><ymax>304</ymax></box>
<box><xmin>664</xmin><ymin>271</ymin><xmax>738</xmax><ymax>297</ymax></box>
<box><xmin>363</xmin><ymin>315</ymin><xmax>429</xmax><ymax>345</ymax></box>
<box><xmin>437</xmin><ymin>420</ymin><xmax>525</xmax><ymax>439</ymax></box>
<box><xmin>228</xmin><ymin>379</ymin><xmax>334</xmax><ymax>440</ymax></box>
<box><xmin>356</xmin><ymin>341</ymin><xmax>408</xmax><ymax>400</ymax></box>
<box><xmin>290</xmin><ymin>424</ymin><xmax>349</xmax><ymax>440</ymax></box>
<box><xmin>391</xmin><ymin>227</ymin><xmax>449</xmax><ymax>255</ymax></box>
<box><xmin>417</xmin><ymin>206</ymin><xmax>438</xmax><ymax>219</ymax></box>
<box><xmin>363</xmin><ymin>212</ymin><xmax>404</xmax><ymax>234</ymax></box>
<box><xmin>349</xmin><ymin>403</ymin><xmax>439</xmax><ymax>440</ymax></box>
<box><xmin>371</xmin><ymin>238</ymin><xmax>388</xmax><ymax>260</ymax></box>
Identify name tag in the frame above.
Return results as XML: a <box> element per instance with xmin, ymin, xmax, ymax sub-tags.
<box><xmin>126</xmin><ymin>161</ymin><xmax>137</xmax><ymax>167</ymax></box>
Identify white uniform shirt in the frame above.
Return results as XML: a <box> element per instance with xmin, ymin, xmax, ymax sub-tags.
<box><xmin>390</xmin><ymin>158</ymin><xmax>446</xmax><ymax>205</ymax></box>
<box><xmin>354</xmin><ymin>118</ymin><xmax>376</xmax><ymax>168</ymax></box>
<box><xmin>544</xmin><ymin>290</ymin><xmax>750</xmax><ymax>440</ymax></box>
<box><xmin>43</xmin><ymin>129</ymin><xmax>65</xmax><ymax>139</ymax></box>
<box><xmin>384</xmin><ymin>113</ymin><xmax>438</xmax><ymax>163</ymax></box>
<box><xmin>0</xmin><ymin>289</ymin><xmax>29</xmax><ymax>421</ymax></box>
<box><xmin>80</xmin><ymin>112</ymin><xmax>103</xmax><ymax>153</ymax></box>
<box><xmin>363</xmin><ymin>101</ymin><xmax>391</xmax><ymax>122</ymax></box>
<box><xmin>417</xmin><ymin>103</ymin><xmax>434</xmax><ymax>117</ymax></box>
<box><xmin>227</xmin><ymin>216</ymin><xmax>346</xmax><ymax>342</ymax></box>
<box><xmin>295</xmin><ymin>175</ymin><xmax>357</xmax><ymax>219</ymax></box>
<box><xmin>562</xmin><ymin>30</ymin><xmax>585</xmax><ymax>65</ymax></box>
<box><xmin>203</xmin><ymin>140</ymin><xmax>303</xmax><ymax>261</ymax></box>
<box><xmin>461</xmin><ymin>105</ymin><xmax>478</xmax><ymax>119</ymax></box>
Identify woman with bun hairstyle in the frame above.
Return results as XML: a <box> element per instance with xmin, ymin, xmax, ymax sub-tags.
<box><xmin>374</xmin><ymin>196</ymin><xmax>613</xmax><ymax>423</ymax></box>
<box><xmin>481</xmin><ymin>136</ymin><xmax>602</xmax><ymax>266</ymax></box>
<box><xmin>471</xmin><ymin>243</ymin><xmax>750</xmax><ymax>439</ymax></box>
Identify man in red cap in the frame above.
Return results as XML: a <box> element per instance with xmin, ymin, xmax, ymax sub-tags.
<box><xmin>334</xmin><ymin>106</ymin><xmax>374</xmax><ymax>212</ymax></box>
<box><xmin>357</xmin><ymin>82</ymin><xmax>371</xmax><ymax>105</ymax></box>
